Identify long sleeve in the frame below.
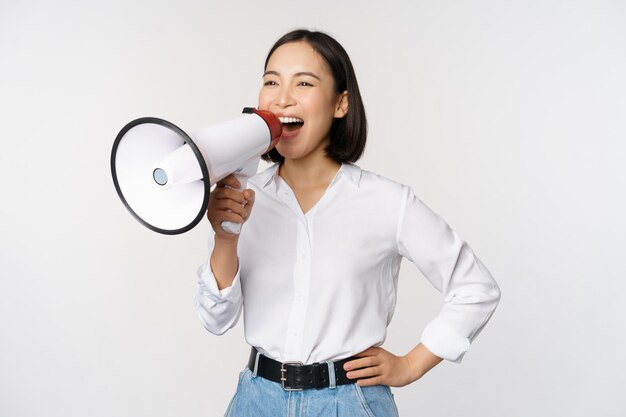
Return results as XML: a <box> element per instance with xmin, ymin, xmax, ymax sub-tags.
<box><xmin>194</xmin><ymin>237</ymin><xmax>244</xmax><ymax>335</ymax></box>
<box><xmin>396</xmin><ymin>186</ymin><xmax>501</xmax><ymax>364</ymax></box>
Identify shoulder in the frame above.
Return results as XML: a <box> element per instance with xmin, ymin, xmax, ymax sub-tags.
<box><xmin>350</xmin><ymin>164</ymin><xmax>411</xmax><ymax>196</ymax></box>
<box><xmin>344</xmin><ymin>164</ymin><xmax>416</xmax><ymax>219</ymax></box>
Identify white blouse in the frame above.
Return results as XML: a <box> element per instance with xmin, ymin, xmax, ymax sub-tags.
<box><xmin>195</xmin><ymin>163</ymin><xmax>501</xmax><ymax>364</ymax></box>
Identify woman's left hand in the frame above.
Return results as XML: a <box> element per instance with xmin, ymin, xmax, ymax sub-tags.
<box><xmin>343</xmin><ymin>347</ymin><xmax>418</xmax><ymax>387</ymax></box>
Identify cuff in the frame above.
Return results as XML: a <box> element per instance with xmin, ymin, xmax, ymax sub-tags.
<box><xmin>420</xmin><ymin>318</ymin><xmax>471</xmax><ymax>364</ymax></box>
<box><xmin>197</xmin><ymin>260</ymin><xmax>242</xmax><ymax>303</ymax></box>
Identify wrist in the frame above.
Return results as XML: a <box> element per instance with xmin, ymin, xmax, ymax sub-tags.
<box><xmin>211</xmin><ymin>234</ymin><xmax>240</xmax><ymax>291</ymax></box>
<box><xmin>403</xmin><ymin>354</ymin><xmax>425</xmax><ymax>383</ymax></box>
<box><xmin>214</xmin><ymin>234</ymin><xmax>239</xmax><ymax>247</ymax></box>
<box><xmin>404</xmin><ymin>343</ymin><xmax>443</xmax><ymax>382</ymax></box>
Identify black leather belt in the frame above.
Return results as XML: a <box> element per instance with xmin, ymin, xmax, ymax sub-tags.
<box><xmin>247</xmin><ymin>347</ymin><xmax>357</xmax><ymax>390</ymax></box>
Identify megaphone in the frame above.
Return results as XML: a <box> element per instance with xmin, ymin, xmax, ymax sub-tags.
<box><xmin>111</xmin><ymin>107</ymin><xmax>282</xmax><ymax>235</ymax></box>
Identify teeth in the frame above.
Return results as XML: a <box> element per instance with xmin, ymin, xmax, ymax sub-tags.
<box><xmin>278</xmin><ymin>116</ymin><xmax>304</xmax><ymax>124</ymax></box>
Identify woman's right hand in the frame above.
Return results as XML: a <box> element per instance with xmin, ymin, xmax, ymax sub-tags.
<box><xmin>206</xmin><ymin>174</ymin><xmax>255</xmax><ymax>240</ymax></box>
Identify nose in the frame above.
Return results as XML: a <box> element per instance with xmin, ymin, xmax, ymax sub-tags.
<box><xmin>276</xmin><ymin>85</ymin><xmax>295</xmax><ymax>108</ymax></box>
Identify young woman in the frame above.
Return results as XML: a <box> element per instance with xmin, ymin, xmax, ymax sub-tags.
<box><xmin>196</xmin><ymin>29</ymin><xmax>501</xmax><ymax>417</ymax></box>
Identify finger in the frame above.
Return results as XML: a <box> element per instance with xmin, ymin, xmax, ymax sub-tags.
<box><xmin>213</xmin><ymin>187</ymin><xmax>247</xmax><ymax>204</ymax></box>
<box><xmin>243</xmin><ymin>190</ymin><xmax>255</xmax><ymax>211</ymax></box>
<box><xmin>356</xmin><ymin>376</ymin><xmax>383</xmax><ymax>387</ymax></box>
<box><xmin>344</xmin><ymin>356</ymin><xmax>377</xmax><ymax>371</ymax></box>
<box><xmin>215</xmin><ymin>211</ymin><xmax>245</xmax><ymax>226</ymax></box>
<box><xmin>215</xmin><ymin>199</ymin><xmax>248</xmax><ymax>217</ymax></box>
<box><xmin>242</xmin><ymin>189</ymin><xmax>255</xmax><ymax>204</ymax></box>
<box><xmin>216</xmin><ymin>175</ymin><xmax>241</xmax><ymax>189</ymax></box>
<box><xmin>346</xmin><ymin>366</ymin><xmax>379</xmax><ymax>380</ymax></box>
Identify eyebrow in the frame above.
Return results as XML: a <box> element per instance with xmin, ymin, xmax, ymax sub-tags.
<box><xmin>262</xmin><ymin>70</ymin><xmax>321</xmax><ymax>81</ymax></box>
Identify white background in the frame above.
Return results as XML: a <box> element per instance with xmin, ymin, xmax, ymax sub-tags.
<box><xmin>1</xmin><ymin>0</ymin><xmax>625</xmax><ymax>416</ymax></box>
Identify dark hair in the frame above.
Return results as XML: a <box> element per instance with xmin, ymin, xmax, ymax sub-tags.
<box><xmin>261</xmin><ymin>29</ymin><xmax>367</xmax><ymax>164</ymax></box>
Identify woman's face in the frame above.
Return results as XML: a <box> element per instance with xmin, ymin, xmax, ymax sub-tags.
<box><xmin>259</xmin><ymin>41</ymin><xmax>347</xmax><ymax>162</ymax></box>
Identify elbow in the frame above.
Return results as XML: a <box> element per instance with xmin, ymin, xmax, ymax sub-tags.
<box><xmin>194</xmin><ymin>288</ymin><xmax>243</xmax><ymax>336</ymax></box>
<box><xmin>482</xmin><ymin>282</ymin><xmax>501</xmax><ymax>318</ymax></box>
<box><xmin>492</xmin><ymin>281</ymin><xmax>502</xmax><ymax>305</ymax></box>
<box><xmin>203</xmin><ymin>321</ymin><xmax>230</xmax><ymax>336</ymax></box>
<box><xmin>195</xmin><ymin>299</ymin><xmax>243</xmax><ymax>336</ymax></box>
<box><xmin>197</xmin><ymin>310</ymin><xmax>239</xmax><ymax>336</ymax></box>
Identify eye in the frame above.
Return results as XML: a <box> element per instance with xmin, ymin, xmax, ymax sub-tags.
<box><xmin>298</xmin><ymin>81</ymin><xmax>313</xmax><ymax>87</ymax></box>
<box><xmin>264</xmin><ymin>80</ymin><xmax>277</xmax><ymax>86</ymax></box>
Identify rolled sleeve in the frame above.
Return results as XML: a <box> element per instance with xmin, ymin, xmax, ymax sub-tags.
<box><xmin>195</xmin><ymin>259</ymin><xmax>243</xmax><ymax>335</ymax></box>
<box><xmin>397</xmin><ymin>186</ymin><xmax>501</xmax><ymax>363</ymax></box>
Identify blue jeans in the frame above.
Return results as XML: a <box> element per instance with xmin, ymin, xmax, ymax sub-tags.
<box><xmin>225</xmin><ymin>367</ymin><xmax>400</xmax><ymax>417</ymax></box>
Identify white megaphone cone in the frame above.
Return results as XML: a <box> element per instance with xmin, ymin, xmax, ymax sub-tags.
<box><xmin>111</xmin><ymin>107</ymin><xmax>282</xmax><ymax>235</ymax></box>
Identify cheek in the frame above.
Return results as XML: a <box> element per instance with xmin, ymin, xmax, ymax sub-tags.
<box><xmin>258</xmin><ymin>90</ymin><xmax>271</xmax><ymax>110</ymax></box>
<box><xmin>305</xmin><ymin>95</ymin><xmax>337</xmax><ymax>126</ymax></box>
<box><xmin>312</xmin><ymin>91</ymin><xmax>337</xmax><ymax>114</ymax></box>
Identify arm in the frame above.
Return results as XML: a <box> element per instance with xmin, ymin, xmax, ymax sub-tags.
<box><xmin>345</xmin><ymin>186</ymin><xmax>501</xmax><ymax>386</ymax></box>
<box><xmin>397</xmin><ymin>186</ymin><xmax>501</xmax><ymax>363</ymax></box>
<box><xmin>195</xmin><ymin>175</ymin><xmax>255</xmax><ymax>335</ymax></box>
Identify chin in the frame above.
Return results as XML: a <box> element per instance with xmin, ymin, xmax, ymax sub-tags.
<box><xmin>276</xmin><ymin>151</ymin><xmax>303</xmax><ymax>161</ymax></box>
<box><xmin>275</xmin><ymin>143</ymin><xmax>301</xmax><ymax>160</ymax></box>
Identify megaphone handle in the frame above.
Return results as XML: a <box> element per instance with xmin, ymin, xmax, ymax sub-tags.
<box><xmin>220</xmin><ymin>159</ymin><xmax>260</xmax><ymax>234</ymax></box>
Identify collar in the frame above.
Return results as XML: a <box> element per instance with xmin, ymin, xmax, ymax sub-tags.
<box><xmin>258</xmin><ymin>162</ymin><xmax>362</xmax><ymax>189</ymax></box>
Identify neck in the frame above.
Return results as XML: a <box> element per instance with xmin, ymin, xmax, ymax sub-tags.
<box><xmin>279</xmin><ymin>152</ymin><xmax>341</xmax><ymax>190</ymax></box>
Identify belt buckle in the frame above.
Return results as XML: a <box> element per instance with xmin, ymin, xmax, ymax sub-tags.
<box><xmin>280</xmin><ymin>361</ymin><xmax>304</xmax><ymax>391</ymax></box>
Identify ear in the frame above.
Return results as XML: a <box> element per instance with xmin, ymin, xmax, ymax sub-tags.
<box><xmin>334</xmin><ymin>91</ymin><xmax>348</xmax><ymax>118</ymax></box>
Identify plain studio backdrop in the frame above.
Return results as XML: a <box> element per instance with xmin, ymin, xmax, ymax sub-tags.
<box><xmin>1</xmin><ymin>0</ymin><xmax>625</xmax><ymax>416</ymax></box>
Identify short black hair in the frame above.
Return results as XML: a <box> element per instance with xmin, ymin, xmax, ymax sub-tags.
<box><xmin>261</xmin><ymin>29</ymin><xmax>367</xmax><ymax>164</ymax></box>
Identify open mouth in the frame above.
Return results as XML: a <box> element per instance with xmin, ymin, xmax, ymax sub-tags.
<box><xmin>278</xmin><ymin>116</ymin><xmax>304</xmax><ymax>132</ymax></box>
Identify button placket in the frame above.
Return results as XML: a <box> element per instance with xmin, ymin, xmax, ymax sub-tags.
<box><xmin>283</xmin><ymin>215</ymin><xmax>313</xmax><ymax>359</ymax></box>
